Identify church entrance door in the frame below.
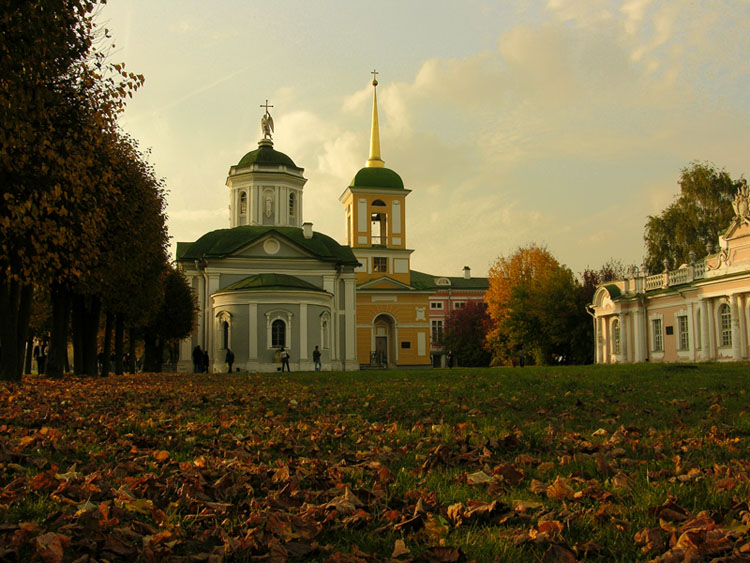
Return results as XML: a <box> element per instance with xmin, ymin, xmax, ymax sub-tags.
<box><xmin>375</xmin><ymin>336</ymin><xmax>388</xmax><ymax>366</ymax></box>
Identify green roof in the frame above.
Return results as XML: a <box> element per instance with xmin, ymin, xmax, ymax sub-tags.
<box><xmin>349</xmin><ymin>167</ymin><xmax>404</xmax><ymax>190</ymax></box>
<box><xmin>217</xmin><ymin>273</ymin><xmax>326</xmax><ymax>293</ymax></box>
<box><xmin>176</xmin><ymin>226</ymin><xmax>359</xmax><ymax>266</ymax></box>
<box><xmin>603</xmin><ymin>284</ymin><xmax>622</xmax><ymax>299</ymax></box>
<box><xmin>236</xmin><ymin>143</ymin><xmax>300</xmax><ymax>170</ymax></box>
<box><xmin>410</xmin><ymin>270</ymin><xmax>490</xmax><ymax>291</ymax></box>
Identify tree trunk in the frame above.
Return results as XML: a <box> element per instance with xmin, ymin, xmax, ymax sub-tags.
<box><xmin>143</xmin><ymin>334</ymin><xmax>162</xmax><ymax>373</ymax></box>
<box><xmin>0</xmin><ymin>273</ymin><xmax>26</xmax><ymax>382</ymax></box>
<box><xmin>71</xmin><ymin>293</ymin><xmax>84</xmax><ymax>375</ymax></box>
<box><xmin>127</xmin><ymin>328</ymin><xmax>136</xmax><ymax>374</ymax></box>
<box><xmin>24</xmin><ymin>336</ymin><xmax>33</xmax><ymax>374</ymax></box>
<box><xmin>17</xmin><ymin>284</ymin><xmax>32</xmax><ymax>377</ymax></box>
<box><xmin>101</xmin><ymin>311</ymin><xmax>113</xmax><ymax>377</ymax></box>
<box><xmin>47</xmin><ymin>285</ymin><xmax>71</xmax><ymax>379</ymax></box>
<box><xmin>114</xmin><ymin>314</ymin><xmax>124</xmax><ymax>375</ymax></box>
<box><xmin>83</xmin><ymin>296</ymin><xmax>100</xmax><ymax>378</ymax></box>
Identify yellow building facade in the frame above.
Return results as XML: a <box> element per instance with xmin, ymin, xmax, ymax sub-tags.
<box><xmin>339</xmin><ymin>73</ymin><xmax>431</xmax><ymax>368</ymax></box>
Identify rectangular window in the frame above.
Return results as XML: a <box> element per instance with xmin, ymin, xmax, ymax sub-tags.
<box><xmin>430</xmin><ymin>302</ymin><xmax>444</xmax><ymax>310</ymax></box>
<box><xmin>431</xmin><ymin>320</ymin><xmax>444</xmax><ymax>344</ymax></box>
<box><xmin>453</xmin><ymin>301</ymin><xmax>466</xmax><ymax>309</ymax></box>
<box><xmin>720</xmin><ymin>305</ymin><xmax>732</xmax><ymax>347</ymax></box>
<box><xmin>652</xmin><ymin>319</ymin><xmax>663</xmax><ymax>351</ymax></box>
<box><xmin>373</xmin><ymin>257</ymin><xmax>387</xmax><ymax>273</ymax></box>
<box><xmin>401</xmin><ymin>341</ymin><xmax>411</xmax><ymax>349</ymax></box>
<box><xmin>677</xmin><ymin>315</ymin><xmax>689</xmax><ymax>350</ymax></box>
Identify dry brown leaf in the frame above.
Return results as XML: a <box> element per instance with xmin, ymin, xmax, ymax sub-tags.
<box><xmin>391</xmin><ymin>539</ymin><xmax>411</xmax><ymax>559</ymax></box>
<box><xmin>546</xmin><ymin>476</ymin><xmax>575</xmax><ymax>500</ymax></box>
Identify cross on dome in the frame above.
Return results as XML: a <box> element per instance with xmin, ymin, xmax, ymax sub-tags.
<box><xmin>260</xmin><ymin>99</ymin><xmax>274</xmax><ymax>140</ymax></box>
<box><xmin>371</xmin><ymin>69</ymin><xmax>378</xmax><ymax>86</ymax></box>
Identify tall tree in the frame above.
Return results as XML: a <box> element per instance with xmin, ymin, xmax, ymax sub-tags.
<box><xmin>644</xmin><ymin>162</ymin><xmax>745</xmax><ymax>273</ymax></box>
<box><xmin>0</xmin><ymin>0</ymin><xmax>144</xmax><ymax>380</ymax></box>
<box><xmin>486</xmin><ymin>244</ymin><xmax>591</xmax><ymax>366</ymax></box>
<box><xmin>142</xmin><ymin>266</ymin><xmax>197</xmax><ymax>373</ymax></box>
<box><xmin>443</xmin><ymin>301</ymin><xmax>492</xmax><ymax>367</ymax></box>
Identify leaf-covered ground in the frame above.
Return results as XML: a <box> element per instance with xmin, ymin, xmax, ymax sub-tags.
<box><xmin>2</xmin><ymin>364</ymin><xmax>750</xmax><ymax>562</ymax></box>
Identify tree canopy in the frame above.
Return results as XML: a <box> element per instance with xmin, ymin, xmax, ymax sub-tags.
<box><xmin>485</xmin><ymin>244</ymin><xmax>590</xmax><ymax>366</ymax></box>
<box><xmin>644</xmin><ymin>162</ymin><xmax>745</xmax><ymax>273</ymax></box>
<box><xmin>443</xmin><ymin>301</ymin><xmax>491</xmax><ymax>367</ymax></box>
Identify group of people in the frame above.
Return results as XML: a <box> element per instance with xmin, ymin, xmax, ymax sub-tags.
<box><xmin>33</xmin><ymin>341</ymin><xmax>48</xmax><ymax>374</ymax></box>
<box><xmin>280</xmin><ymin>345</ymin><xmax>322</xmax><ymax>372</ymax></box>
<box><xmin>191</xmin><ymin>345</ymin><xmax>210</xmax><ymax>373</ymax></box>
<box><xmin>191</xmin><ymin>344</ymin><xmax>324</xmax><ymax>373</ymax></box>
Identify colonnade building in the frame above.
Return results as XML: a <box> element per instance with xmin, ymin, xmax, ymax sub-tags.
<box><xmin>590</xmin><ymin>189</ymin><xmax>750</xmax><ymax>363</ymax></box>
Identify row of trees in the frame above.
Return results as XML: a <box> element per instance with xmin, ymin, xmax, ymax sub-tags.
<box><xmin>1</xmin><ymin>1</ymin><xmax>196</xmax><ymax>381</ymax></box>
<box><xmin>446</xmin><ymin>162</ymin><xmax>744</xmax><ymax>367</ymax></box>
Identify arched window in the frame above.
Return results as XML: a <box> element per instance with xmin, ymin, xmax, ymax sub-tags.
<box><xmin>239</xmin><ymin>192</ymin><xmax>247</xmax><ymax>214</ymax></box>
<box><xmin>222</xmin><ymin>321</ymin><xmax>229</xmax><ymax>350</ymax></box>
<box><xmin>719</xmin><ymin>304</ymin><xmax>732</xmax><ymax>347</ymax></box>
<box><xmin>289</xmin><ymin>193</ymin><xmax>295</xmax><ymax>220</ymax></box>
<box><xmin>272</xmin><ymin>319</ymin><xmax>286</xmax><ymax>348</ymax></box>
<box><xmin>612</xmin><ymin>319</ymin><xmax>621</xmax><ymax>355</ymax></box>
<box><xmin>320</xmin><ymin>313</ymin><xmax>330</xmax><ymax>350</ymax></box>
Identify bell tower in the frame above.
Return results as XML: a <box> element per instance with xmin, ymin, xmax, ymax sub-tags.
<box><xmin>339</xmin><ymin>72</ymin><xmax>413</xmax><ymax>285</ymax></box>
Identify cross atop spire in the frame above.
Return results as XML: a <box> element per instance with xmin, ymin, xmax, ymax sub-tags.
<box><xmin>366</xmin><ymin>72</ymin><xmax>384</xmax><ymax>168</ymax></box>
<box><xmin>260</xmin><ymin>99</ymin><xmax>274</xmax><ymax>141</ymax></box>
<box><xmin>260</xmin><ymin>99</ymin><xmax>273</xmax><ymax>114</ymax></box>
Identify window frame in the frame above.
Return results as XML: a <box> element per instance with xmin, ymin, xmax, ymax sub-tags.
<box><xmin>373</xmin><ymin>257</ymin><xmax>388</xmax><ymax>273</ymax></box>
<box><xmin>719</xmin><ymin>304</ymin><xmax>732</xmax><ymax>348</ymax></box>
<box><xmin>677</xmin><ymin>315</ymin><xmax>689</xmax><ymax>351</ymax></box>
<box><xmin>652</xmin><ymin>318</ymin><xmax>663</xmax><ymax>352</ymax></box>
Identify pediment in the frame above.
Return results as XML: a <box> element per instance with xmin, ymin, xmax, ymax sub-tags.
<box><xmin>723</xmin><ymin>217</ymin><xmax>750</xmax><ymax>242</ymax></box>
<box><xmin>233</xmin><ymin>235</ymin><xmax>313</xmax><ymax>259</ymax></box>
<box><xmin>359</xmin><ymin>276</ymin><xmax>413</xmax><ymax>290</ymax></box>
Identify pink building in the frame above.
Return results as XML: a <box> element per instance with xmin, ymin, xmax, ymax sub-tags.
<box><xmin>590</xmin><ymin>188</ymin><xmax>750</xmax><ymax>363</ymax></box>
<box><xmin>411</xmin><ymin>267</ymin><xmax>489</xmax><ymax>367</ymax></box>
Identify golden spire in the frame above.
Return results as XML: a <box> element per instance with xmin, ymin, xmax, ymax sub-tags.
<box><xmin>366</xmin><ymin>69</ymin><xmax>384</xmax><ymax>168</ymax></box>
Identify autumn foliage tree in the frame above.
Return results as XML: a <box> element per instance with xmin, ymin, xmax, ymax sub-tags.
<box><xmin>0</xmin><ymin>0</ymin><xmax>153</xmax><ymax>380</ymax></box>
<box><xmin>485</xmin><ymin>244</ymin><xmax>591</xmax><ymax>366</ymax></box>
<box><xmin>443</xmin><ymin>301</ymin><xmax>492</xmax><ymax>367</ymax></box>
<box><xmin>644</xmin><ymin>162</ymin><xmax>745</xmax><ymax>273</ymax></box>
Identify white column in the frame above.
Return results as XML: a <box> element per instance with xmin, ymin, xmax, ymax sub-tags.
<box><xmin>618</xmin><ymin>313</ymin><xmax>627</xmax><ymax>362</ymax></box>
<box><xmin>686</xmin><ymin>302</ymin><xmax>695</xmax><ymax>360</ymax></box>
<box><xmin>248</xmin><ymin>303</ymin><xmax>258</xmax><ymax>360</ymax></box>
<box><xmin>300</xmin><ymin>304</ymin><xmax>308</xmax><ymax>361</ymax></box>
<box><xmin>633</xmin><ymin>309</ymin><xmax>644</xmax><ymax>362</ymax></box>
<box><xmin>594</xmin><ymin>317</ymin><xmax>602</xmax><ymax>364</ymax></box>
<box><xmin>344</xmin><ymin>277</ymin><xmax>357</xmax><ymax>369</ymax></box>
<box><xmin>738</xmin><ymin>294</ymin><xmax>747</xmax><ymax>359</ymax></box>
<box><xmin>731</xmin><ymin>294</ymin><xmax>741</xmax><ymax>360</ymax></box>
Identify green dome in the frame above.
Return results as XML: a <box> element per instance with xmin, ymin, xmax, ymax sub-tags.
<box><xmin>349</xmin><ymin>166</ymin><xmax>404</xmax><ymax>190</ymax></box>
<box><xmin>237</xmin><ymin>142</ymin><xmax>299</xmax><ymax>169</ymax></box>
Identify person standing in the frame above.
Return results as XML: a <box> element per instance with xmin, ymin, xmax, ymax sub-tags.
<box><xmin>38</xmin><ymin>341</ymin><xmax>48</xmax><ymax>375</ymax></box>
<box><xmin>202</xmin><ymin>349</ymin><xmax>210</xmax><ymax>373</ymax></box>
<box><xmin>192</xmin><ymin>345</ymin><xmax>203</xmax><ymax>373</ymax></box>
<box><xmin>225</xmin><ymin>348</ymin><xmax>235</xmax><ymax>373</ymax></box>
<box><xmin>280</xmin><ymin>346</ymin><xmax>291</xmax><ymax>372</ymax></box>
<box><xmin>312</xmin><ymin>345</ymin><xmax>322</xmax><ymax>371</ymax></box>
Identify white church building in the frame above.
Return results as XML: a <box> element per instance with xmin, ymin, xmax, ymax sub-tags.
<box><xmin>175</xmin><ymin>108</ymin><xmax>360</xmax><ymax>372</ymax></box>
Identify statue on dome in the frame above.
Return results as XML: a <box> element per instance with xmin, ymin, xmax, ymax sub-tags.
<box><xmin>732</xmin><ymin>183</ymin><xmax>750</xmax><ymax>222</ymax></box>
<box><xmin>260</xmin><ymin>99</ymin><xmax>274</xmax><ymax>140</ymax></box>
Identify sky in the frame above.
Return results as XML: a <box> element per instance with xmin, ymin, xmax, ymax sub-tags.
<box><xmin>99</xmin><ymin>0</ymin><xmax>750</xmax><ymax>278</ymax></box>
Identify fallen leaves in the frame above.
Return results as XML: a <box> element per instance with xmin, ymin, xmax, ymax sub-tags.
<box><xmin>2</xmin><ymin>369</ymin><xmax>750</xmax><ymax>561</ymax></box>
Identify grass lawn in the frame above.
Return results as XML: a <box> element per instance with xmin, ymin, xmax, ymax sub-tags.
<box><xmin>2</xmin><ymin>363</ymin><xmax>750</xmax><ymax>561</ymax></box>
